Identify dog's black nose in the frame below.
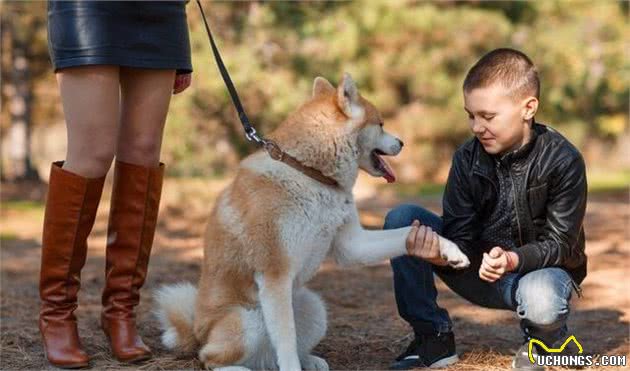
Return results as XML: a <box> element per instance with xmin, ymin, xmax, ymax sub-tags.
<box><xmin>397</xmin><ymin>139</ymin><xmax>404</xmax><ymax>148</ymax></box>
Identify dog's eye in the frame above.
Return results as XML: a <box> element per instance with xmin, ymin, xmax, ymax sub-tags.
<box><xmin>379</xmin><ymin>122</ymin><xmax>384</xmax><ymax>127</ymax></box>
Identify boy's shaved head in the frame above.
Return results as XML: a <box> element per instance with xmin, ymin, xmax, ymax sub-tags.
<box><xmin>463</xmin><ymin>48</ymin><xmax>540</xmax><ymax>100</ymax></box>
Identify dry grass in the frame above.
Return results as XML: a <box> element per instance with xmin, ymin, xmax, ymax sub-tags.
<box><xmin>1</xmin><ymin>178</ymin><xmax>628</xmax><ymax>370</ymax></box>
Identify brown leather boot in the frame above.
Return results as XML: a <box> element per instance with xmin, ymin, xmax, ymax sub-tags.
<box><xmin>101</xmin><ymin>160</ymin><xmax>164</xmax><ymax>362</ymax></box>
<box><xmin>39</xmin><ymin>161</ymin><xmax>106</xmax><ymax>369</ymax></box>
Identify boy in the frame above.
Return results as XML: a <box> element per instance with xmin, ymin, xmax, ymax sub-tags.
<box><xmin>385</xmin><ymin>48</ymin><xmax>587</xmax><ymax>370</ymax></box>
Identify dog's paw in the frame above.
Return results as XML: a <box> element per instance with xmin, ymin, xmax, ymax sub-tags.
<box><xmin>301</xmin><ymin>355</ymin><xmax>329</xmax><ymax>371</ymax></box>
<box><xmin>440</xmin><ymin>241</ymin><xmax>470</xmax><ymax>269</ymax></box>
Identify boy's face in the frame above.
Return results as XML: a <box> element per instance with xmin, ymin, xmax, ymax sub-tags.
<box><xmin>463</xmin><ymin>83</ymin><xmax>537</xmax><ymax>155</ymax></box>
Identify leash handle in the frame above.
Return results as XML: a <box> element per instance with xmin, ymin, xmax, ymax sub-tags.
<box><xmin>195</xmin><ymin>0</ymin><xmax>264</xmax><ymax>146</ymax></box>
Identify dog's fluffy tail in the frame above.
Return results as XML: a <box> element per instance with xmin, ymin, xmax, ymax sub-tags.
<box><xmin>154</xmin><ymin>282</ymin><xmax>199</xmax><ymax>353</ymax></box>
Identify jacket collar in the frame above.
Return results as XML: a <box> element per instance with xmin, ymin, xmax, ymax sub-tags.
<box><xmin>473</xmin><ymin>122</ymin><xmax>544</xmax><ymax>176</ymax></box>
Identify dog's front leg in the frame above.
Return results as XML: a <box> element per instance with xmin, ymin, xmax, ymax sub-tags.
<box><xmin>331</xmin><ymin>208</ymin><xmax>470</xmax><ymax>268</ymax></box>
<box><xmin>255</xmin><ymin>272</ymin><xmax>301</xmax><ymax>371</ymax></box>
<box><xmin>331</xmin><ymin>208</ymin><xmax>410</xmax><ymax>267</ymax></box>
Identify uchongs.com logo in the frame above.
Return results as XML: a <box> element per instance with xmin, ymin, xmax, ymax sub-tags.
<box><xmin>529</xmin><ymin>335</ymin><xmax>627</xmax><ymax>368</ymax></box>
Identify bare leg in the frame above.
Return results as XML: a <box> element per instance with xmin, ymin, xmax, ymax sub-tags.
<box><xmin>57</xmin><ymin>65</ymin><xmax>120</xmax><ymax>177</ymax></box>
<box><xmin>116</xmin><ymin>67</ymin><xmax>175</xmax><ymax>166</ymax></box>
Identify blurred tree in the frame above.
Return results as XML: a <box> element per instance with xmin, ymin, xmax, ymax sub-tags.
<box><xmin>1</xmin><ymin>0</ymin><xmax>627</xmax><ymax>180</ymax></box>
<box><xmin>1</xmin><ymin>2</ymin><xmax>49</xmax><ymax>181</ymax></box>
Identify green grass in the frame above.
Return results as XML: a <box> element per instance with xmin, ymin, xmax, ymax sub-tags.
<box><xmin>0</xmin><ymin>232</ymin><xmax>18</xmax><ymax>241</ymax></box>
<box><xmin>588</xmin><ymin>170</ymin><xmax>630</xmax><ymax>194</ymax></box>
<box><xmin>1</xmin><ymin>200</ymin><xmax>44</xmax><ymax>212</ymax></box>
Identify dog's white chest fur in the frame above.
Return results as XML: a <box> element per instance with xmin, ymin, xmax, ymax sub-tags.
<box><xmin>285</xmin><ymin>190</ymin><xmax>353</xmax><ymax>287</ymax></box>
<box><xmin>244</xmin><ymin>152</ymin><xmax>354</xmax><ymax>287</ymax></box>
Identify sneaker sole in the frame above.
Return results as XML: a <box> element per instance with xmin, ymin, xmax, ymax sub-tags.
<box><xmin>429</xmin><ymin>354</ymin><xmax>459</xmax><ymax>368</ymax></box>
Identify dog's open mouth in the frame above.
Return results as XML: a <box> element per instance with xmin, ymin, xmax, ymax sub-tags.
<box><xmin>371</xmin><ymin>149</ymin><xmax>396</xmax><ymax>183</ymax></box>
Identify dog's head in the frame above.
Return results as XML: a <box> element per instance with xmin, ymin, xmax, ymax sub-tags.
<box><xmin>271</xmin><ymin>73</ymin><xmax>403</xmax><ymax>185</ymax></box>
<box><xmin>311</xmin><ymin>73</ymin><xmax>403</xmax><ymax>183</ymax></box>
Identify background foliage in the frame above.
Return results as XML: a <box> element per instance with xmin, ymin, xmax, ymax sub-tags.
<box><xmin>1</xmin><ymin>0</ymin><xmax>628</xmax><ymax>181</ymax></box>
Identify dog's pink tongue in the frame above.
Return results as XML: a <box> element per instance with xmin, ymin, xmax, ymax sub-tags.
<box><xmin>377</xmin><ymin>155</ymin><xmax>396</xmax><ymax>183</ymax></box>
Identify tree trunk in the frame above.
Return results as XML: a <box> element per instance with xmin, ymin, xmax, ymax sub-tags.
<box><xmin>6</xmin><ymin>17</ymin><xmax>39</xmax><ymax>181</ymax></box>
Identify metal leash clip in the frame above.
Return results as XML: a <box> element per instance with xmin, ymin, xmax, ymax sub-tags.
<box><xmin>244</xmin><ymin>126</ymin><xmax>263</xmax><ymax>145</ymax></box>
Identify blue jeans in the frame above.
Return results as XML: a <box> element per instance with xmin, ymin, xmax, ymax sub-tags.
<box><xmin>386</xmin><ymin>204</ymin><xmax>574</xmax><ymax>345</ymax></box>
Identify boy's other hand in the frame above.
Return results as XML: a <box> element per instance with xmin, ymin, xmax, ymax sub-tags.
<box><xmin>479</xmin><ymin>246</ymin><xmax>519</xmax><ymax>282</ymax></box>
<box><xmin>406</xmin><ymin>220</ymin><xmax>449</xmax><ymax>266</ymax></box>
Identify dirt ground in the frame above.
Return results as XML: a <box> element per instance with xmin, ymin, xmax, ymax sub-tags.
<box><xmin>1</xmin><ymin>176</ymin><xmax>628</xmax><ymax>370</ymax></box>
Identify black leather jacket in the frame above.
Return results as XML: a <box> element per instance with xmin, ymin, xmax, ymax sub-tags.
<box><xmin>441</xmin><ymin>123</ymin><xmax>588</xmax><ymax>284</ymax></box>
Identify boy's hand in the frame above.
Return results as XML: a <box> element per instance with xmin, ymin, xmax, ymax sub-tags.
<box><xmin>406</xmin><ymin>220</ymin><xmax>449</xmax><ymax>266</ymax></box>
<box><xmin>479</xmin><ymin>246</ymin><xmax>519</xmax><ymax>282</ymax></box>
<box><xmin>173</xmin><ymin>73</ymin><xmax>191</xmax><ymax>94</ymax></box>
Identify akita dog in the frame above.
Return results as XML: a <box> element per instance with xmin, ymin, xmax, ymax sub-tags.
<box><xmin>154</xmin><ymin>73</ymin><xmax>470</xmax><ymax>371</ymax></box>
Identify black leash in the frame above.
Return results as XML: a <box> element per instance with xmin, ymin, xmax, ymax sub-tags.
<box><xmin>194</xmin><ymin>0</ymin><xmax>339</xmax><ymax>187</ymax></box>
<box><xmin>195</xmin><ymin>0</ymin><xmax>268</xmax><ymax>148</ymax></box>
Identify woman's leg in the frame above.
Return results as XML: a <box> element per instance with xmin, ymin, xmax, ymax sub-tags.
<box><xmin>116</xmin><ymin>67</ymin><xmax>175</xmax><ymax>166</ymax></box>
<box><xmin>58</xmin><ymin>65</ymin><xmax>120</xmax><ymax>177</ymax></box>
<box><xmin>101</xmin><ymin>67</ymin><xmax>174</xmax><ymax>362</ymax></box>
<box><xmin>40</xmin><ymin>65</ymin><xmax>119</xmax><ymax>368</ymax></box>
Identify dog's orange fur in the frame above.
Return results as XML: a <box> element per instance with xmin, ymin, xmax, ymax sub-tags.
<box><xmin>193</xmin><ymin>167</ymin><xmax>292</xmax><ymax>365</ymax></box>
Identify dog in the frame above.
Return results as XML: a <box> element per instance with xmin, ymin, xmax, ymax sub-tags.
<box><xmin>154</xmin><ymin>73</ymin><xmax>470</xmax><ymax>371</ymax></box>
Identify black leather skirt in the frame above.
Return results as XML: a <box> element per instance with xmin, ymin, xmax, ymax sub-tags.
<box><xmin>47</xmin><ymin>1</ymin><xmax>192</xmax><ymax>74</ymax></box>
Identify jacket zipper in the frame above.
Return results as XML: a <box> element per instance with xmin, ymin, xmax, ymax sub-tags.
<box><xmin>473</xmin><ymin>170</ymin><xmax>498</xmax><ymax>195</ymax></box>
<box><xmin>508</xmin><ymin>169</ymin><xmax>524</xmax><ymax>246</ymax></box>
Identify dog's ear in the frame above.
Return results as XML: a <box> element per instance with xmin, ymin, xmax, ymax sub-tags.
<box><xmin>312</xmin><ymin>76</ymin><xmax>335</xmax><ymax>98</ymax></box>
<box><xmin>337</xmin><ymin>73</ymin><xmax>364</xmax><ymax>119</ymax></box>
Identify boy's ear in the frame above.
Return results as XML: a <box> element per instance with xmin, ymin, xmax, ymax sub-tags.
<box><xmin>312</xmin><ymin>76</ymin><xmax>335</xmax><ymax>98</ymax></box>
<box><xmin>337</xmin><ymin>73</ymin><xmax>364</xmax><ymax>119</ymax></box>
<box><xmin>522</xmin><ymin>96</ymin><xmax>539</xmax><ymax>121</ymax></box>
